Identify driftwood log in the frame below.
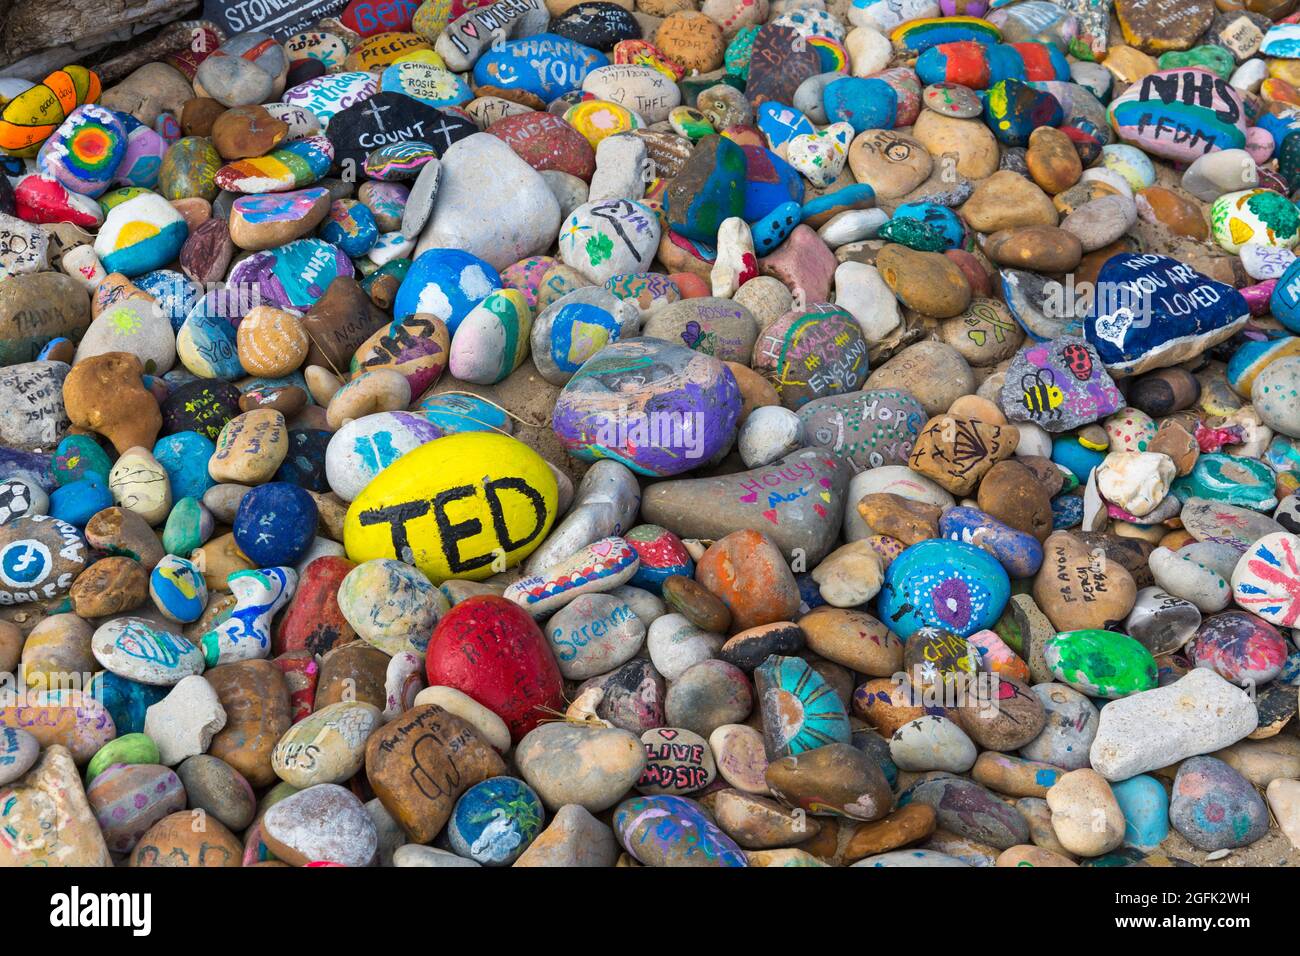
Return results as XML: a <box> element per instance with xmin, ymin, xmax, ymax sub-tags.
<box><xmin>0</xmin><ymin>0</ymin><xmax>199</xmax><ymax>79</ymax></box>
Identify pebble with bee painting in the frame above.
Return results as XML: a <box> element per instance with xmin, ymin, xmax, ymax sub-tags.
<box><xmin>999</xmin><ymin>336</ymin><xmax>1122</xmax><ymax>433</ymax></box>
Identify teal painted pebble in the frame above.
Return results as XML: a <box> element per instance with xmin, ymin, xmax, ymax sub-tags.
<box><xmin>1171</xmin><ymin>453</ymin><xmax>1278</xmax><ymax>512</ymax></box>
<box><xmin>754</xmin><ymin>654</ymin><xmax>851</xmax><ymax>757</ymax></box>
<box><xmin>162</xmin><ymin>497</ymin><xmax>213</xmax><ymax>557</ymax></box>
<box><xmin>52</xmin><ymin>434</ymin><xmax>113</xmax><ymax>487</ymax></box>
<box><xmin>152</xmin><ymin>431</ymin><xmax>215</xmax><ymax>502</ymax></box>
<box><xmin>1112</xmin><ymin>774</ymin><xmax>1168</xmax><ymax>849</ymax></box>
<box><xmin>877</xmin><ymin>539</ymin><xmax>1011</xmax><ymax>639</ymax></box>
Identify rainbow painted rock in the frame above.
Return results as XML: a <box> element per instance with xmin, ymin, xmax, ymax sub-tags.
<box><xmin>891</xmin><ymin>16</ymin><xmax>1001</xmax><ymax>53</ymax></box>
<box><xmin>214</xmin><ymin>137</ymin><xmax>333</xmax><ymax>193</ymax></box>
<box><xmin>0</xmin><ymin>65</ymin><xmax>101</xmax><ymax>158</ymax></box>
<box><xmin>504</xmin><ymin>533</ymin><xmax>639</xmax><ymax>615</ymax></box>
<box><xmin>916</xmin><ymin>39</ymin><xmax>1067</xmax><ymax>88</ymax></box>
<box><xmin>344</xmin><ymin>431</ymin><xmax>557</xmax><ymax>582</ymax></box>
<box><xmin>37</xmin><ymin>104</ymin><xmax>126</xmax><ymax>197</ymax></box>
<box><xmin>1108</xmin><ymin>68</ymin><xmax>1247</xmax><ymax>163</ymax></box>
<box><xmin>877</xmin><ymin>539</ymin><xmax>1011</xmax><ymax>639</ymax></box>
<box><xmin>425</xmin><ymin>595</ymin><xmax>565</xmax><ymax>740</ymax></box>
<box><xmin>364</xmin><ymin>140</ymin><xmax>440</xmax><ymax>180</ymax></box>
<box><xmin>1043</xmin><ymin>629</ymin><xmax>1158</xmax><ymax>698</ymax></box>
<box><xmin>551</xmin><ymin>338</ymin><xmax>742</xmax><ymax>477</ymax></box>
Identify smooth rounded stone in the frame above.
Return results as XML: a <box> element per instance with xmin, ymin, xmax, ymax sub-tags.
<box><xmin>718</xmin><ymin>623</ymin><xmax>804</xmax><ymax>672</ymax></box>
<box><xmin>713</xmin><ymin>789</ymin><xmax>820</xmax><ymax>849</ymax></box>
<box><xmin>1188</xmin><ymin>610</ymin><xmax>1288</xmax><ymax>688</ymax></box>
<box><xmin>938</xmin><ymin>506</ymin><xmax>1043</xmax><ymax>578</ymax></box>
<box><xmin>87</xmin><ymin>762</ymin><xmax>185</xmax><ymax>854</ymax></box>
<box><xmin>0</xmin><ymin>726</ymin><xmax>39</xmax><ymax>786</ymax></box>
<box><xmin>1216</xmin><ymin>737</ymin><xmax>1300</xmax><ymax>789</ymax></box>
<box><xmin>1124</xmin><ymin>586</ymin><xmax>1201</xmax><ymax>656</ymax></box>
<box><xmin>797</xmin><ymin>606</ymin><xmax>902</xmax><ymax>676</ymax></box>
<box><xmin>176</xmin><ymin>755</ymin><xmax>256</xmax><ymax>832</ymax></box>
<box><xmin>0</xmin><ymin>477</ymin><xmax>48</xmax><ymax>526</ymax></box>
<box><xmin>972</xmin><ymin>752</ymin><xmax>1065</xmax><ymax>799</ymax></box>
<box><xmin>363</xmin><ymin>703</ymin><xmax>506</xmax><ymax>844</ymax></box>
<box><xmin>865</xmin><ymin>342</ymin><xmax>975</xmax><ymax>418</ymax></box>
<box><xmin>1109</xmin><ymin>774</ymin><xmax>1170</xmax><ymax>850</ymax></box>
<box><xmin>392</xmin><ymin>843</ymin><xmax>481</xmax><ymax>867</ymax></box>
<box><xmin>445</xmin><ymin>776</ymin><xmax>545</xmax><ymax>866</ymax></box>
<box><xmin>128</xmin><ymin>808</ymin><xmax>242</xmax><ymax>868</ymax></box>
<box><xmin>1169</xmin><ymin>755</ymin><xmax>1269</xmax><ymax>851</ymax></box>
<box><xmin>1182</xmin><ymin>498</ymin><xmax>1285</xmax><ymax>552</ymax></box>
<box><xmin>0</xmin><ymin>688</ymin><xmax>115</xmax><ymax>766</ymax></box>
<box><xmin>798</xmin><ymin>390</ymin><xmax>925</xmax><ymax>470</ymax></box>
<box><xmin>637</xmin><ymin>726</ymin><xmax>716</xmax><ymax>796</ymax></box>
<box><xmin>261</xmin><ymin>783</ymin><xmax>378</xmax><ymax>867</ymax></box>
<box><xmin>516</xmin><ymin>722</ymin><xmax>645</xmax><ymax>812</ymax></box>
<box><xmin>889</xmin><ymin>715</ymin><xmax>976</xmax><ymax>772</ymax></box>
<box><xmin>754</xmin><ymin>654</ymin><xmax>849</xmax><ymax>758</ymax></box>
<box><xmin>643</xmin><ymin>296</ymin><xmax>759</xmax><ymax>365</ymax></box>
<box><xmin>270</xmin><ymin>701</ymin><xmax>382</xmax><ymax>789</ymax></box>
<box><xmin>955</xmin><ymin>674</ymin><xmax>1046</xmax><ymax>752</ymax></box>
<box><xmin>665</xmin><ymin>659</ymin><xmax>753</xmax><ymax>738</ymax></box>
<box><xmin>1018</xmin><ymin>682</ymin><xmax>1098</xmax><ymax>771</ymax></box>
<box><xmin>812</xmin><ymin>540</ymin><xmax>884</xmax><ymax>607</ymax></box>
<box><xmin>1268</xmin><ymin>777</ymin><xmax>1300</xmax><ymax>852</ymax></box>
<box><xmin>708</xmin><ymin>723</ymin><xmax>770</xmax><ymax>796</ymax></box>
<box><xmin>85</xmin><ymin>733</ymin><xmax>159</xmax><ymax>787</ymax></box>
<box><xmin>763</xmin><ymin>740</ymin><xmax>893</xmax><ymax>822</ymax></box>
<box><xmin>906</xmin><ymin>777</ymin><xmax>1029</xmax><ymax>849</ymax></box>
<box><xmin>21</xmin><ymin>614</ymin><xmax>94</xmax><ymax>691</ymax></box>
<box><xmin>546</xmin><ymin>592</ymin><xmax>646</xmax><ymax>679</ymax></box>
<box><xmin>1033</xmin><ymin>532</ymin><xmax>1138</xmax><ymax>631</ymax></box>
<box><xmin>552</xmin><ymin>338</ymin><xmax>741</xmax><ymax>476</ymax></box>
<box><xmin>852</xmin><ymin>848</ymin><xmax>969</xmax><ymax>867</ymax></box>
<box><xmin>1149</xmin><ymin>545</ymin><xmax>1233</xmax><ymax>613</ymax></box>
<box><xmin>1046</xmin><ymin>769</ymin><xmax>1125</xmax><ymax>857</ymax></box>
<box><xmin>336</xmin><ymin>558</ymin><xmax>445</xmax><ymax>657</ymax></box>
<box><xmin>513</xmin><ymin>803</ymin><xmax>619</xmax><ymax>867</ymax></box>
<box><xmin>345</xmin><ymin>431</ymin><xmax>557</xmax><ymax>585</ymax></box>
<box><xmin>413</xmin><ymin>133</ymin><xmax>561</xmax><ymax>273</ymax></box>
<box><xmin>0</xmin><ymin>744</ymin><xmax>111</xmax><ymax>866</ymax></box>
<box><xmin>737</xmin><ymin>405</ymin><xmax>802</xmax><ymax>470</ymax></box>
<box><xmin>1088</xmin><ymin>667</ymin><xmax>1258</xmax><ymax>782</ymax></box>
<box><xmin>91</xmin><ymin>617</ymin><xmax>204</xmax><ymax>686</ymax></box>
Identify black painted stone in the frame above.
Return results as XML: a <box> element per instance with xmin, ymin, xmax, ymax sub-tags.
<box><xmin>550</xmin><ymin>2</ymin><xmax>642</xmax><ymax>51</ymax></box>
<box><xmin>326</xmin><ymin>91</ymin><xmax>475</xmax><ymax>172</ymax></box>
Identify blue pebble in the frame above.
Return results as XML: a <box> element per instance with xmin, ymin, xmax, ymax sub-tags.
<box><xmin>153</xmin><ymin>431</ymin><xmax>215</xmax><ymax>501</ymax></box>
<box><xmin>135</xmin><ymin>270</ymin><xmax>202</xmax><ymax>332</ymax></box>
<box><xmin>49</xmin><ymin>473</ymin><xmax>113</xmax><ymax>527</ymax></box>
<box><xmin>394</xmin><ymin>248</ymin><xmax>503</xmax><ymax>332</ymax></box>
<box><xmin>938</xmin><ymin>506</ymin><xmax>1043</xmax><ymax>578</ymax></box>
<box><xmin>877</xmin><ymin>538</ymin><xmax>1010</xmax><ymax>639</ymax></box>
<box><xmin>90</xmin><ymin>671</ymin><xmax>167</xmax><ymax>736</ymax></box>
<box><xmin>751</xmin><ymin>200</ymin><xmax>803</xmax><ymax>255</ymax></box>
<box><xmin>1051</xmin><ymin>435</ymin><xmax>1106</xmax><ymax>483</ymax></box>
<box><xmin>1112</xmin><ymin>774</ymin><xmax>1169</xmax><ymax>850</ymax></box>
<box><xmin>232</xmin><ymin>482</ymin><xmax>318</xmax><ymax>567</ymax></box>
<box><xmin>1050</xmin><ymin>494</ymin><xmax>1084</xmax><ymax>529</ymax></box>
<box><xmin>823</xmin><ymin>77</ymin><xmax>898</xmax><ymax>133</ymax></box>
<box><xmin>891</xmin><ymin>202</ymin><xmax>966</xmax><ymax>249</ymax></box>
<box><xmin>273</xmin><ymin>429</ymin><xmax>332</xmax><ymax>492</ymax></box>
